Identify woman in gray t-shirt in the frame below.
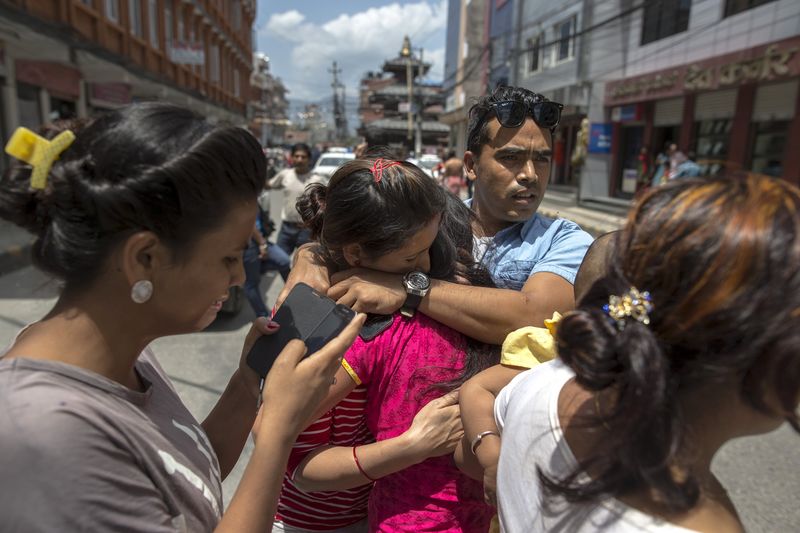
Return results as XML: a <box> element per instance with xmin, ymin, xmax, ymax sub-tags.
<box><xmin>0</xmin><ymin>103</ymin><xmax>364</xmax><ymax>532</ymax></box>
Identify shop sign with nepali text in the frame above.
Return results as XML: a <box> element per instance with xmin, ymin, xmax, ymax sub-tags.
<box><xmin>605</xmin><ymin>36</ymin><xmax>800</xmax><ymax>106</ymax></box>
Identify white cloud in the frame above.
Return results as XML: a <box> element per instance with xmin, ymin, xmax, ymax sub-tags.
<box><xmin>262</xmin><ymin>1</ymin><xmax>448</xmax><ymax>100</ymax></box>
<box><xmin>264</xmin><ymin>10</ymin><xmax>312</xmax><ymax>40</ymax></box>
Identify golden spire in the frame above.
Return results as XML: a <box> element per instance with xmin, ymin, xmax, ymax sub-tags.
<box><xmin>400</xmin><ymin>35</ymin><xmax>411</xmax><ymax>58</ymax></box>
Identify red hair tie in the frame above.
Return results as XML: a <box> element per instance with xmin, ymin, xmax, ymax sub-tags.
<box><xmin>371</xmin><ymin>158</ymin><xmax>402</xmax><ymax>183</ymax></box>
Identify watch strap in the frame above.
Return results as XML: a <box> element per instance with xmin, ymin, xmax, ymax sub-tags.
<box><xmin>400</xmin><ymin>292</ymin><xmax>422</xmax><ymax>318</ymax></box>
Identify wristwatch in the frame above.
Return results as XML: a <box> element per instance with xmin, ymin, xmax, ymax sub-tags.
<box><xmin>400</xmin><ymin>271</ymin><xmax>431</xmax><ymax>318</ymax></box>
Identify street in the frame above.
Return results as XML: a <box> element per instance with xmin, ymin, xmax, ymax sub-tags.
<box><xmin>0</xmin><ymin>263</ymin><xmax>798</xmax><ymax>531</ymax></box>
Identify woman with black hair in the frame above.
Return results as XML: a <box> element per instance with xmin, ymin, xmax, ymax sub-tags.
<box><xmin>495</xmin><ymin>173</ymin><xmax>800</xmax><ymax>532</ymax></box>
<box><xmin>270</xmin><ymin>158</ymin><xmax>497</xmax><ymax>532</ymax></box>
<box><xmin>0</xmin><ymin>103</ymin><xmax>365</xmax><ymax>532</ymax></box>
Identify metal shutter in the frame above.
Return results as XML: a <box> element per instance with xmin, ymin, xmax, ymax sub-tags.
<box><xmin>694</xmin><ymin>89</ymin><xmax>737</xmax><ymax>120</ymax></box>
<box><xmin>752</xmin><ymin>80</ymin><xmax>799</xmax><ymax>122</ymax></box>
<box><xmin>654</xmin><ymin>97</ymin><xmax>684</xmax><ymax>126</ymax></box>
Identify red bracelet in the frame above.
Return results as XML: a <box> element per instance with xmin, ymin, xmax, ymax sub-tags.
<box><xmin>352</xmin><ymin>446</ymin><xmax>377</xmax><ymax>482</ymax></box>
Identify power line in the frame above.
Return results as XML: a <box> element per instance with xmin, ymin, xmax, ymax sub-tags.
<box><xmin>440</xmin><ymin>0</ymin><xmax>654</xmax><ymax>91</ymax></box>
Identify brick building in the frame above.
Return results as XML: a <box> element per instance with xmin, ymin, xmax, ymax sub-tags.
<box><xmin>0</xmin><ymin>0</ymin><xmax>255</xmax><ymax>165</ymax></box>
<box><xmin>249</xmin><ymin>52</ymin><xmax>289</xmax><ymax>146</ymax></box>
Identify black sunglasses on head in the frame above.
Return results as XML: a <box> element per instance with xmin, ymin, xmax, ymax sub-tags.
<box><xmin>478</xmin><ymin>99</ymin><xmax>564</xmax><ymax>130</ymax></box>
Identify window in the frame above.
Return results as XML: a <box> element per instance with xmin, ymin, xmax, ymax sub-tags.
<box><xmin>148</xmin><ymin>0</ymin><xmax>158</xmax><ymax>49</ymax></box>
<box><xmin>749</xmin><ymin>121</ymin><xmax>788</xmax><ymax>176</ymax></box>
<box><xmin>129</xmin><ymin>0</ymin><xmax>142</xmax><ymax>38</ymax></box>
<box><xmin>164</xmin><ymin>5</ymin><xmax>172</xmax><ymax>44</ymax></box>
<box><xmin>177</xmin><ymin>17</ymin><xmax>184</xmax><ymax>41</ymax></box>
<box><xmin>693</xmin><ymin>119</ymin><xmax>732</xmax><ymax>176</ymax></box>
<box><xmin>724</xmin><ymin>0</ymin><xmax>777</xmax><ymax>17</ymax></box>
<box><xmin>641</xmin><ymin>0</ymin><xmax>691</xmax><ymax>46</ymax></box>
<box><xmin>527</xmin><ymin>34</ymin><xmax>542</xmax><ymax>73</ymax></box>
<box><xmin>234</xmin><ymin>68</ymin><xmax>241</xmax><ymax>98</ymax></box>
<box><xmin>491</xmin><ymin>36</ymin><xmax>506</xmax><ymax>69</ymax></box>
<box><xmin>554</xmin><ymin>16</ymin><xmax>575</xmax><ymax>63</ymax></box>
<box><xmin>232</xmin><ymin>0</ymin><xmax>242</xmax><ymax>31</ymax></box>
<box><xmin>105</xmin><ymin>0</ymin><xmax>119</xmax><ymax>22</ymax></box>
<box><xmin>209</xmin><ymin>44</ymin><xmax>220</xmax><ymax>83</ymax></box>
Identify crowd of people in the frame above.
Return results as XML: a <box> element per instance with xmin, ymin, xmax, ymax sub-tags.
<box><xmin>0</xmin><ymin>85</ymin><xmax>797</xmax><ymax>533</ymax></box>
<box><xmin>639</xmin><ymin>143</ymin><xmax>703</xmax><ymax>192</ymax></box>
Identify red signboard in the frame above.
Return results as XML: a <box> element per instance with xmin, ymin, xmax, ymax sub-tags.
<box><xmin>89</xmin><ymin>82</ymin><xmax>132</xmax><ymax>108</ymax></box>
<box><xmin>605</xmin><ymin>35</ymin><xmax>800</xmax><ymax>106</ymax></box>
<box><xmin>15</xmin><ymin>60</ymin><xmax>81</xmax><ymax>100</ymax></box>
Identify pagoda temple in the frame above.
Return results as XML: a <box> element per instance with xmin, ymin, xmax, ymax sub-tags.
<box><xmin>358</xmin><ymin>36</ymin><xmax>448</xmax><ymax>155</ymax></box>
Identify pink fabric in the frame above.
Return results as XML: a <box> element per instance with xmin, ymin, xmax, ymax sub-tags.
<box><xmin>344</xmin><ymin>314</ymin><xmax>492</xmax><ymax>532</ymax></box>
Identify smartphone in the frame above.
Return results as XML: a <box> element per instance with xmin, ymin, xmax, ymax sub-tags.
<box><xmin>246</xmin><ymin>282</ymin><xmax>356</xmax><ymax>377</ymax></box>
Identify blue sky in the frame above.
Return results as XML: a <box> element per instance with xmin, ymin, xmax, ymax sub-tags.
<box><xmin>255</xmin><ymin>0</ymin><xmax>448</xmax><ymax>103</ymax></box>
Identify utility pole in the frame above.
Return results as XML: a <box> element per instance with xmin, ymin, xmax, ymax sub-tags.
<box><xmin>414</xmin><ymin>47</ymin><xmax>424</xmax><ymax>156</ymax></box>
<box><xmin>401</xmin><ymin>36</ymin><xmax>413</xmax><ymax>154</ymax></box>
<box><xmin>329</xmin><ymin>61</ymin><xmax>348</xmax><ymax>142</ymax></box>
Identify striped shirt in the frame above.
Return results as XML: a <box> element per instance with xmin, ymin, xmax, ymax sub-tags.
<box><xmin>275</xmin><ymin>385</ymin><xmax>374</xmax><ymax>530</ymax></box>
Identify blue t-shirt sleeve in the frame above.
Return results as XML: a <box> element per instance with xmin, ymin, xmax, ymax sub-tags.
<box><xmin>529</xmin><ymin>220</ymin><xmax>594</xmax><ymax>284</ymax></box>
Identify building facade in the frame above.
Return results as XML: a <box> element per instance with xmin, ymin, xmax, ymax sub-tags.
<box><xmin>0</xmin><ymin>0</ymin><xmax>254</xmax><ymax>165</ymax></box>
<box><xmin>440</xmin><ymin>0</ymin><xmax>488</xmax><ymax>156</ymax></box>
<box><xmin>249</xmin><ymin>52</ymin><xmax>289</xmax><ymax>146</ymax></box>
<box><xmin>488</xmin><ymin>0</ymin><xmax>515</xmax><ymax>88</ymax></box>
<box><xmin>581</xmin><ymin>0</ymin><xmax>800</xmax><ymax>205</ymax></box>
<box><xmin>358</xmin><ymin>37</ymin><xmax>448</xmax><ymax>156</ymax></box>
<box><xmin>512</xmin><ymin>0</ymin><xmax>590</xmax><ymax>188</ymax></box>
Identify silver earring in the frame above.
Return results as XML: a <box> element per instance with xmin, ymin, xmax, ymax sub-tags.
<box><xmin>130</xmin><ymin>280</ymin><xmax>153</xmax><ymax>304</ymax></box>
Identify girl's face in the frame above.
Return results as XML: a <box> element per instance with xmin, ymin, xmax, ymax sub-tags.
<box><xmin>149</xmin><ymin>201</ymin><xmax>256</xmax><ymax>334</ymax></box>
<box><xmin>353</xmin><ymin>214</ymin><xmax>441</xmax><ymax>275</ymax></box>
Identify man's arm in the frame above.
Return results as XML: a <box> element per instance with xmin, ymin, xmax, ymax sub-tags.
<box><xmin>264</xmin><ymin>169</ymin><xmax>285</xmax><ymax>190</ymax></box>
<box><xmin>328</xmin><ymin>270</ymin><xmax>574</xmax><ymax>345</ymax></box>
<box><xmin>421</xmin><ymin>272</ymin><xmax>574</xmax><ymax>344</ymax></box>
<box><xmin>275</xmin><ymin>242</ymin><xmax>332</xmax><ymax>308</ymax></box>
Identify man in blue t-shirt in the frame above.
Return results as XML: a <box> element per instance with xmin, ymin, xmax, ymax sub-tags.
<box><xmin>287</xmin><ymin>86</ymin><xmax>593</xmax><ymax>345</ymax></box>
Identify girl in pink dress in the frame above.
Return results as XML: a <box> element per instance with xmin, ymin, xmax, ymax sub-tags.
<box><xmin>285</xmin><ymin>158</ymin><xmax>496</xmax><ymax>532</ymax></box>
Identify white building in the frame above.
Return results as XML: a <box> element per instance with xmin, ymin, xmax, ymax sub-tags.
<box><xmin>580</xmin><ymin>0</ymin><xmax>800</xmax><ymax>204</ymax></box>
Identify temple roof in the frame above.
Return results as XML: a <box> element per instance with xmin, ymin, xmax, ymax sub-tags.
<box><xmin>364</xmin><ymin>118</ymin><xmax>449</xmax><ymax>133</ymax></box>
<box><xmin>370</xmin><ymin>85</ymin><xmax>442</xmax><ymax>99</ymax></box>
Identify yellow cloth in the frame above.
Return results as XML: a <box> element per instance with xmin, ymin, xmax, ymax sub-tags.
<box><xmin>500</xmin><ymin>312</ymin><xmax>562</xmax><ymax>369</ymax></box>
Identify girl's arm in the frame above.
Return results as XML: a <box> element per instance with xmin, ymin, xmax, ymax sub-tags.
<box><xmin>454</xmin><ymin>364</ymin><xmax>525</xmax><ymax>480</ymax></box>
<box><xmin>293</xmin><ymin>391</ymin><xmax>462</xmax><ymax>492</ymax></box>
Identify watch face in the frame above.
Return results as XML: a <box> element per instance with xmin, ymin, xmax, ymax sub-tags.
<box><xmin>405</xmin><ymin>271</ymin><xmax>430</xmax><ymax>291</ymax></box>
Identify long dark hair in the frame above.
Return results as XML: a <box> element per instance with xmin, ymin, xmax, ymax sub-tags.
<box><xmin>0</xmin><ymin>103</ymin><xmax>265</xmax><ymax>289</ymax></box>
<box><xmin>544</xmin><ymin>173</ymin><xmax>800</xmax><ymax>512</ymax></box>
<box><xmin>297</xmin><ymin>156</ymin><xmax>498</xmax><ymax>385</ymax></box>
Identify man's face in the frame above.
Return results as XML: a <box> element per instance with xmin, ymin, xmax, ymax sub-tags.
<box><xmin>292</xmin><ymin>150</ymin><xmax>310</xmax><ymax>172</ymax></box>
<box><xmin>464</xmin><ymin>116</ymin><xmax>552</xmax><ymax>235</ymax></box>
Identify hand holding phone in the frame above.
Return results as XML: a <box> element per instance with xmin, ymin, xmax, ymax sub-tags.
<box><xmin>246</xmin><ymin>282</ymin><xmax>356</xmax><ymax>377</ymax></box>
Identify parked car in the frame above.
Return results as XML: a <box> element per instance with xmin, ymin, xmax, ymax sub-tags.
<box><xmin>415</xmin><ymin>154</ymin><xmax>442</xmax><ymax>178</ymax></box>
<box><xmin>312</xmin><ymin>151</ymin><xmax>356</xmax><ymax>181</ymax></box>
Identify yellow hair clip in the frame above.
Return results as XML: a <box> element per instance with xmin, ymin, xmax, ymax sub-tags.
<box><xmin>4</xmin><ymin>127</ymin><xmax>76</xmax><ymax>189</ymax></box>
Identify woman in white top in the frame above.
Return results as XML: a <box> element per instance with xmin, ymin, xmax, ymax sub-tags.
<box><xmin>495</xmin><ymin>173</ymin><xmax>800</xmax><ymax>532</ymax></box>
